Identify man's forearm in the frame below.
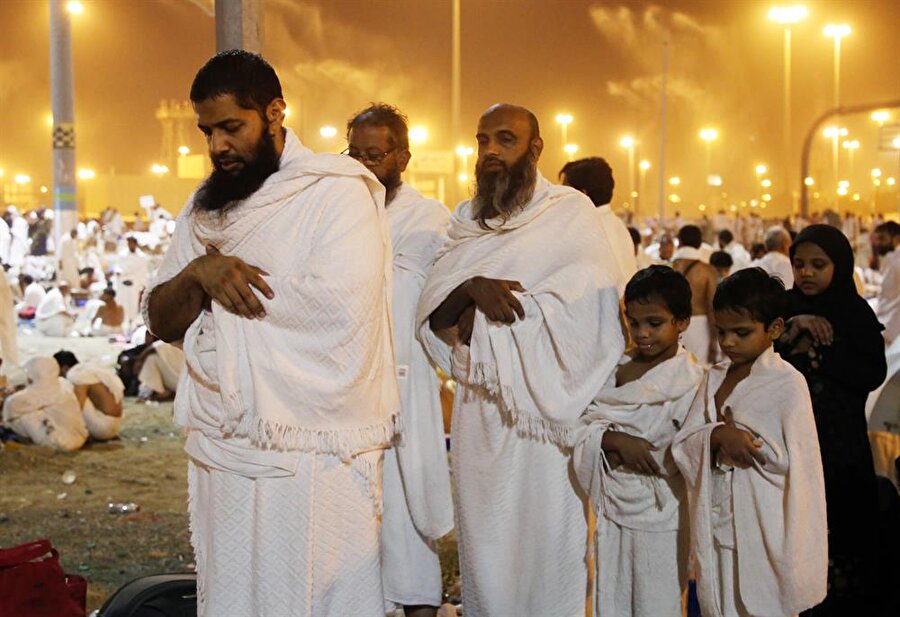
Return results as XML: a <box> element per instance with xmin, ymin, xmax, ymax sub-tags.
<box><xmin>429</xmin><ymin>280</ymin><xmax>472</xmax><ymax>332</ymax></box>
<box><xmin>147</xmin><ymin>263</ymin><xmax>206</xmax><ymax>342</ymax></box>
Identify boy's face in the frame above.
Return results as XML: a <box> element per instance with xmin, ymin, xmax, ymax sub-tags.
<box><xmin>715</xmin><ymin>308</ymin><xmax>784</xmax><ymax>367</ymax></box>
<box><xmin>625</xmin><ymin>297</ymin><xmax>689</xmax><ymax>361</ymax></box>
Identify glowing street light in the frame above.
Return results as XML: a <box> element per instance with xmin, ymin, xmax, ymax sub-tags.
<box><xmin>66</xmin><ymin>1</ymin><xmax>84</xmax><ymax>15</ymax></box>
<box><xmin>755</xmin><ymin>164</ymin><xmax>768</xmax><ymax>176</ymax></box>
<box><xmin>804</xmin><ymin>177</ymin><xmax>815</xmax><ymax>186</ymax></box>
<box><xmin>823</xmin><ymin>126</ymin><xmax>848</xmax><ymax>187</ymax></box>
<box><xmin>563</xmin><ymin>143</ymin><xmax>579</xmax><ymax>161</ymax></box>
<box><xmin>761</xmin><ymin>178</ymin><xmax>773</xmax><ymax>188</ymax></box>
<box><xmin>409</xmin><ymin>126</ymin><xmax>428</xmax><ymax>145</ymax></box>
<box><xmin>887</xmin><ymin>177</ymin><xmax>896</xmax><ymax>186</ymax></box>
<box><xmin>177</xmin><ymin>145</ymin><xmax>190</xmax><ymax>156</ymax></box>
<box><xmin>40</xmin><ymin>186</ymin><xmax>49</xmax><ymax>194</ymax></box>
<box><xmin>769</xmin><ymin>6</ymin><xmax>807</xmax><ymax>204</ymax></box>
<box><xmin>76</xmin><ymin>168</ymin><xmax>95</xmax><ymax>180</ymax></box>
<box><xmin>699</xmin><ymin>128</ymin><xmax>718</xmax><ymax>142</ymax></box>
<box><xmin>620</xmin><ymin>135</ymin><xmax>637</xmax><ymax>211</ymax></box>
<box><xmin>894</xmin><ymin>137</ymin><xmax>900</xmax><ymax>150</ymax></box>
<box><xmin>871</xmin><ymin>110</ymin><xmax>891</xmax><ymax>126</ymax></box>
<box><xmin>14</xmin><ymin>174</ymin><xmax>31</xmax><ymax>185</ymax></box>
<box><xmin>150</xmin><ymin>164</ymin><xmax>169</xmax><ymax>176</ymax></box>
<box><xmin>639</xmin><ymin>160</ymin><xmax>651</xmax><ymax>171</ymax></box>
<box><xmin>668</xmin><ymin>176</ymin><xmax>681</xmax><ymax>186</ymax></box>
<box><xmin>0</xmin><ymin>168</ymin><xmax>4</xmax><ymax>178</ymax></box>
<box><xmin>871</xmin><ymin>168</ymin><xmax>882</xmax><ymax>178</ymax></box>
<box><xmin>456</xmin><ymin>145</ymin><xmax>474</xmax><ymax>181</ymax></box>
<box><xmin>555</xmin><ymin>113</ymin><xmax>573</xmax><ymax>150</ymax></box>
<box><xmin>842</xmin><ymin>139</ymin><xmax>860</xmax><ymax>179</ymax></box>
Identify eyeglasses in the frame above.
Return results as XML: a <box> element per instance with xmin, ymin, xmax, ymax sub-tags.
<box><xmin>341</xmin><ymin>147</ymin><xmax>398</xmax><ymax>165</ymax></box>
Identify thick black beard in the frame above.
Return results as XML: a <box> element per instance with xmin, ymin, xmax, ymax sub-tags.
<box><xmin>193</xmin><ymin>128</ymin><xmax>280</xmax><ymax>214</ymax></box>
<box><xmin>473</xmin><ymin>152</ymin><xmax>537</xmax><ymax>228</ymax></box>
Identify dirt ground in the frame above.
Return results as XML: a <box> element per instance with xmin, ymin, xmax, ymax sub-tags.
<box><xmin>2</xmin><ymin>330</ymin><xmax>460</xmax><ymax>612</ymax></box>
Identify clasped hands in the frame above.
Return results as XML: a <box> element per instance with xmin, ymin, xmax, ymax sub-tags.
<box><xmin>456</xmin><ymin>276</ymin><xmax>525</xmax><ymax>344</ymax></box>
<box><xmin>711</xmin><ymin>407</ymin><xmax>765</xmax><ymax>469</ymax></box>
<box><xmin>189</xmin><ymin>245</ymin><xmax>274</xmax><ymax>319</ymax></box>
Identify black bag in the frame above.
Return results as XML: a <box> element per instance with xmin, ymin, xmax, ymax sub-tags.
<box><xmin>98</xmin><ymin>573</ymin><xmax>196</xmax><ymax>617</ymax></box>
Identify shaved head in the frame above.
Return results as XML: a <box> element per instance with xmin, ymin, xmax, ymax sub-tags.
<box><xmin>480</xmin><ymin>104</ymin><xmax>540</xmax><ymax>141</ymax></box>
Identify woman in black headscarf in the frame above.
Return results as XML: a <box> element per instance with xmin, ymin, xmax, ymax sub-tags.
<box><xmin>776</xmin><ymin>224</ymin><xmax>888</xmax><ymax>616</ymax></box>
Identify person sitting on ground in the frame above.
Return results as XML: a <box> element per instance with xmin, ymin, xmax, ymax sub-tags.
<box><xmin>91</xmin><ymin>287</ymin><xmax>125</xmax><ymax>337</ymax></box>
<box><xmin>116</xmin><ymin>327</ymin><xmax>156</xmax><ymax>397</ymax></box>
<box><xmin>1</xmin><ymin>356</ymin><xmax>87</xmax><ymax>451</ymax></box>
<box><xmin>53</xmin><ymin>350</ymin><xmax>124</xmax><ymax>441</ymax></box>
<box><xmin>35</xmin><ymin>281</ymin><xmax>76</xmax><ymax>337</ymax></box>
<box><xmin>710</xmin><ymin>250</ymin><xmax>734</xmax><ymax>281</ymax></box>
<box><xmin>17</xmin><ymin>273</ymin><xmax>45</xmax><ymax>318</ymax></box>
<box><xmin>135</xmin><ymin>339</ymin><xmax>184</xmax><ymax>401</ymax></box>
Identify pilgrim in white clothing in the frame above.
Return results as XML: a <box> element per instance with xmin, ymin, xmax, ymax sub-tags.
<box><xmin>381</xmin><ymin>182</ymin><xmax>453</xmax><ymax>609</ymax></box>
<box><xmin>63</xmin><ymin>361</ymin><xmax>125</xmax><ymax>441</ymax></box>
<box><xmin>573</xmin><ymin>347</ymin><xmax>703</xmax><ymax>617</ymax></box>
<box><xmin>145</xmin><ymin>122</ymin><xmax>397</xmax><ymax>616</ymax></box>
<box><xmin>35</xmin><ymin>287</ymin><xmax>75</xmax><ymax>337</ymax></box>
<box><xmin>2</xmin><ymin>357</ymin><xmax>87</xmax><ymax>451</ymax></box>
<box><xmin>417</xmin><ymin>175</ymin><xmax>624</xmax><ymax>616</ymax></box>
<box><xmin>672</xmin><ymin>348</ymin><xmax>827</xmax><ymax>617</ymax></box>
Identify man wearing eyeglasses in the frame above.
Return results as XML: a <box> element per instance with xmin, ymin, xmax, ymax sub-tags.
<box><xmin>346</xmin><ymin>104</ymin><xmax>453</xmax><ymax>617</ymax></box>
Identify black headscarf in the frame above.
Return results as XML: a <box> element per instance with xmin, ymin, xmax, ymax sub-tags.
<box><xmin>782</xmin><ymin>224</ymin><xmax>886</xmax><ymax>393</ymax></box>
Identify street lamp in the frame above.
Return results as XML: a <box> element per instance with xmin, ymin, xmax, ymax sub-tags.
<box><xmin>769</xmin><ymin>5</ymin><xmax>808</xmax><ymax>206</ymax></box>
<box><xmin>563</xmin><ymin>143</ymin><xmax>579</xmax><ymax>162</ymax></box>
<box><xmin>319</xmin><ymin>126</ymin><xmax>338</xmax><ymax>139</ymax></box>
<box><xmin>555</xmin><ymin>114</ymin><xmax>573</xmax><ymax>154</ymax></box>
<box><xmin>456</xmin><ymin>145</ymin><xmax>474</xmax><ymax>182</ymax></box>
<box><xmin>177</xmin><ymin>145</ymin><xmax>190</xmax><ymax>156</ymax></box>
<box><xmin>65</xmin><ymin>1</ymin><xmax>84</xmax><ymax>15</ymax></box>
<box><xmin>699</xmin><ymin>127</ymin><xmax>718</xmax><ymax>177</ymax></box>
<box><xmin>871</xmin><ymin>110</ymin><xmax>891</xmax><ymax>126</ymax></box>
<box><xmin>76</xmin><ymin>168</ymin><xmax>95</xmax><ymax>180</ymax></box>
<box><xmin>620</xmin><ymin>135</ymin><xmax>636</xmax><ymax>211</ymax></box>
<box><xmin>638</xmin><ymin>160</ymin><xmax>651</xmax><ymax>215</ymax></box>
<box><xmin>669</xmin><ymin>176</ymin><xmax>681</xmax><ymax>186</ymax></box>
<box><xmin>823</xmin><ymin>125</ymin><xmax>848</xmax><ymax>188</ymax></box>
<box><xmin>150</xmin><ymin>164</ymin><xmax>169</xmax><ymax>176</ymax></box>
<box><xmin>409</xmin><ymin>126</ymin><xmax>428</xmax><ymax>145</ymax></box>
<box><xmin>14</xmin><ymin>174</ymin><xmax>31</xmax><ymax>185</ymax></box>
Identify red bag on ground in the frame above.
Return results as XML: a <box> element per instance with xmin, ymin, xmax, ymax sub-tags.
<box><xmin>0</xmin><ymin>539</ymin><xmax>87</xmax><ymax>617</ymax></box>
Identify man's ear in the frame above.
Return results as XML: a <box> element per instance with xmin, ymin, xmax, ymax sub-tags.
<box><xmin>267</xmin><ymin>99</ymin><xmax>287</xmax><ymax>129</ymax></box>
<box><xmin>396</xmin><ymin>149</ymin><xmax>411</xmax><ymax>174</ymax></box>
<box><xmin>531</xmin><ymin>136</ymin><xmax>544</xmax><ymax>160</ymax></box>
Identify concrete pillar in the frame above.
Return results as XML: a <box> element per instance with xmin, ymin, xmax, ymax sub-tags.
<box><xmin>215</xmin><ymin>0</ymin><xmax>261</xmax><ymax>53</ymax></box>
<box><xmin>50</xmin><ymin>0</ymin><xmax>77</xmax><ymax>245</ymax></box>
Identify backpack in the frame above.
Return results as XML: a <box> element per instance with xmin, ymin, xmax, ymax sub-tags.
<box><xmin>98</xmin><ymin>573</ymin><xmax>197</xmax><ymax>617</ymax></box>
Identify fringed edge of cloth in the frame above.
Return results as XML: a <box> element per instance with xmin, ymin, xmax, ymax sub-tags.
<box><xmin>186</xmin><ymin>461</ymin><xmax>206</xmax><ymax>611</ymax></box>
<box><xmin>471</xmin><ymin>362</ymin><xmax>577</xmax><ymax>449</ymax></box>
<box><xmin>226</xmin><ymin>413</ymin><xmax>401</xmax><ymax>463</ymax></box>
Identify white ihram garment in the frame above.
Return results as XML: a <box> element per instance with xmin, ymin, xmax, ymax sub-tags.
<box><xmin>57</xmin><ymin>235</ymin><xmax>80</xmax><ymax>288</ymax></box>
<box><xmin>754</xmin><ymin>251</ymin><xmax>794</xmax><ymax>288</ymax></box>
<box><xmin>381</xmin><ymin>183</ymin><xmax>453</xmax><ymax>608</ymax></box>
<box><xmin>35</xmin><ymin>288</ymin><xmax>74</xmax><ymax>337</ymax></box>
<box><xmin>9</xmin><ymin>216</ymin><xmax>28</xmax><ymax>267</ymax></box>
<box><xmin>137</xmin><ymin>341</ymin><xmax>184</xmax><ymax>396</ymax></box>
<box><xmin>876</xmin><ymin>249</ymin><xmax>900</xmax><ymax>343</ymax></box>
<box><xmin>144</xmin><ymin>129</ymin><xmax>397</xmax><ymax>616</ymax></box>
<box><xmin>2</xmin><ymin>357</ymin><xmax>87</xmax><ymax>451</ymax></box>
<box><xmin>0</xmin><ymin>218</ymin><xmax>10</xmax><ymax>264</ymax></box>
<box><xmin>595</xmin><ymin>203</ymin><xmax>638</xmax><ymax>296</ymax></box>
<box><xmin>118</xmin><ymin>249</ymin><xmax>149</xmax><ymax>327</ymax></box>
<box><xmin>417</xmin><ymin>176</ymin><xmax>625</xmax><ymax>616</ymax></box>
<box><xmin>22</xmin><ymin>282</ymin><xmax>46</xmax><ymax>310</ymax></box>
<box><xmin>0</xmin><ymin>273</ymin><xmax>18</xmax><ymax>367</ymax></box>
<box><xmin>573</xmin><ymin>347</ymin><xmax>703</xmax><ymax>617</ymax></box>
<box><xmin>66</xmin><ymin>362</ymin><xmax>125</xmax><ymax>441</ymax></box>
<box><xmin>672</xmin><ymin>348</ymin><xmax>827</xmax><ymax>617</ymax></box>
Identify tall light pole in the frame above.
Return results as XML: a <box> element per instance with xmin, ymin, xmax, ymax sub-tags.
<box><xmin>699</xmin><ymin>127</ymin><xmax>719</xmax><ymax>179</ymax></box>
<box><xmin>824</xmin><ymin>23</ymin><xmax>851</xmax><ymax>183</ymax></box>
<box><xmin>842</xmin><ymin>139</ymin><xmax>859</xmax><ymax>183</ymax></box>
<box><xmin>51</xmin><ymin>0</ymin><xmax>82</xmax><ymax>245</ymax></box>
<box><xmin>769</xmin><ymin>5</ymin><xmax>808</xmax><ymax>212</ymax></box>
<box><xmin>555</xmin><ymin>114</ymin><xmax>573</xmax><ymax>159</ymax></box>
<box><xmin>638</xmin><ymin>159</ymin><xmax>651</xmax><ymax>218</ymax></box>
<box><xmin>823</xmin><ymin>125</ymin><xmax>847</xmax><ymax>193</ymax></box>
<box><xmin>451</xmin><ymin>0</ymin><xmax>461</xmax><ymax>204</ymax></box>
<box><xmin>620</xmin><ymin>135</ymin><xmax>636</xmax><ymax>210</ymax></box>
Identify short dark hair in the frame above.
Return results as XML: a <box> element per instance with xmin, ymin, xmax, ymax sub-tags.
<box><xmin>624</xmin><ymin>265</ymin><xmax>692</xmax><ymax>321</ymax></box>
<box><xmin>346</xmin><ymin>103</ymin><xmax>409</xmax><ymax>151</ymax></box>
<box><xmin>627</xmin><ymin>226</ymin><xmax>641</xmax><ymax>247</ymax></box>
<box><xmin>875</xmin><ymin>221</ymin><xmax>900</xmax><ymax>237</ymax></box>
<box><xmin>677</xmin><ymin>225</ymin><xmax>702</xmax><ymax>248</ymax></box>
<box><xmin>190</xmin><ymin>50</ymin><xmax>283</xmax><ymax>115</ymax></box>
<box><xmin>21</xmin><ymin>274</ymin><xmax>34</xmax><ymax>284</ymax></box>
<box><xmin>102</xmin><ymin>287</ymin><xmax>116</xmax><ymax>299</ymax></box>
<box><xmin>713</xmin><ymin>267</ymin><xmax>785</xmax><ymax>327</ymax></box>
<box><xmin>53</xmin><ymin>350</ymin><xmax>79</xmax><ymax>369</ymax></box>
<box><xmin>710</xmin><ymin>251</ymin><xmax>733</xmax><ymax>269</ymax></box>
<box><xmin>559</xmin><ymin>157</ymin><xmax>614</xmax><ymax>206</ymax></box>
<box><xmin>717</xmin><ymin>229</ymin><xmax>734</xmax><ymax>244</ymax></box>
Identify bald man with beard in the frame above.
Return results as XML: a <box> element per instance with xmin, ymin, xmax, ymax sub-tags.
<box><xmin>417</xmin><ymin>104</ymin><xmax>625</xmax><ymax>616</ymax></box>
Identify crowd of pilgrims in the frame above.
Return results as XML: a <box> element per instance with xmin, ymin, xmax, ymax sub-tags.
<box><xmin>2</xmin><ymin>94</ymin><xmax>899</xmax><ymax>615</ymax></box>
<box><xmin>0</xmin><ymin>204</ymin><xmax>187</xmax><ymax>451</ymax></box>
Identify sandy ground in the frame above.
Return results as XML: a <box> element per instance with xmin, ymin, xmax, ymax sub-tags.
<box><xmin>1</xmin><ymin>331</ymin><xmax>459</xmax><ymax>612</ymax></box>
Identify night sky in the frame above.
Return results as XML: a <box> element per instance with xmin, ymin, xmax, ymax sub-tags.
<box><xmin>1</xmin><ymin>0</ymin><xmax>898</xmax><ymax>213</ymax></box>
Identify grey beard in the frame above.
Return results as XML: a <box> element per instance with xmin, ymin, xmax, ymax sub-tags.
<box><xmin>473</xmin><ymin>158</ymin><xmax>537</xmax><ymax>227</ymax></box>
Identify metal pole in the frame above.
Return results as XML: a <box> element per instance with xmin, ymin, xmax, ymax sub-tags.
<box><xmin>783</xmin><ymin>27</ymin><xmax>792</xmax><ymax>214</ymax></box>
<box><xmin>628</xmin><ymin>145</ymin><xmax>635</xmax><ymax>214</ymax></box>
<box><xmin>215</xmin><ymin>0</ymin><xmax>260</xmax><ymax>53</ymax></box>
<box><xmin>50</xmin><ymin>0</ymin><xmax>77</xmax><ymax>246</ymax></box>
<box><xmin>451</xmin><ymin>0</ymin><xmax>461</xmax><ymax>205</ymax></box>
<box><xmin>658</xmin><ymin>40</ymin><xmax>668</xmax><ymax>223</ymax></box>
